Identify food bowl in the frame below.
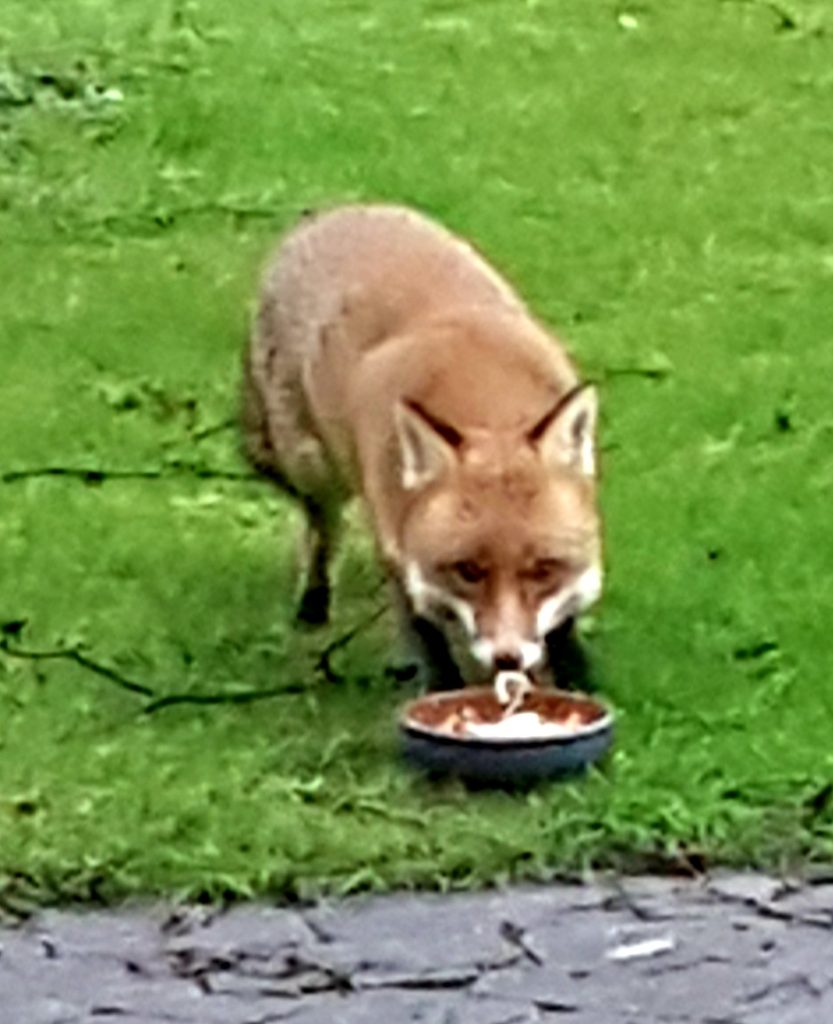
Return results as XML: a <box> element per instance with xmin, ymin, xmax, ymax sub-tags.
<box><xmin>399</xmin><ymin>686</ymin><xmax>614</xmax><ymax>784</ymax></box>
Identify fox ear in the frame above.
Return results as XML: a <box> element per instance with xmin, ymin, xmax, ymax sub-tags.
<box><xmin>395</xmin><ymin>401</ymin><xmax>462</xmax><ymax>490</ymax></box>
<box><xmin>529</xmin><ymin>384</ymin><xmax>598</xmax><ymax>477</ymax></box>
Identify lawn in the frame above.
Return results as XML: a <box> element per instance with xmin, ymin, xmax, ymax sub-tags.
<box><xmin>2</xmin><ymin>0</ymin><xmax>833</xmax><ymax>908</ymax></box>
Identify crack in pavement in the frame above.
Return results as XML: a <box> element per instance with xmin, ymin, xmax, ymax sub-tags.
<box><xmin>706</xmin><ymin>876</ymin><xmax>833</xmax><ymax>931</ymax></box>
<box><xmin>742</xmin><ymin>972</ymin><xmax>826</xmax><ymax>1004</ymax></box>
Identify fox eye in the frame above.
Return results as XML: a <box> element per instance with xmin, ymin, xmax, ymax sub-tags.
<box><xmin>524</xmin><ymin>559</ymin><xmax>568</xmax><ymax>585</ymax></box>
<box><xmin>450</xmin><ymin>560</ymin><xmax>488</xmax><ymax>584</ymax></box>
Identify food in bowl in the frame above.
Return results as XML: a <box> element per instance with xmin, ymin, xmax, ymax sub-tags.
<box><xmin>435</xmin><ymin>705</ymin><xmax>587</xmax><ymax>741</ymax></box>
<box><xmin>399</xmin><ymin>686</ymin><xmax>614</xmax><ymax>783</ymax></box>
<box><xmin>402</xmin><ymin>686</ymin><xmax>611</xmax><ymax>744</ymax></box>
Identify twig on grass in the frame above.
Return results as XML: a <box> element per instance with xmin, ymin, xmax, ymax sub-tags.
<box><xmin>601</xmin><ymin>363</ymin><xmax>672</xmax><ymax>382</ymax></box>
<box><xmin>1</xmin><ymin>464</ymin><xmax>261</xmax><ymax>485</ymax></box>
<box><xmin>721</xmin><ymin>0</ymin><xmax>799</xmax><ymax>31</ymax></box>
<box><xmin>81</xmin><ymin>196</ymin><xmax>293</xmax><ymax>235</ymax></box>
<box><xmin>0</xmin><ymin>603</ymin><xmax>390</xmax><ymax>713</ymax></box>
<box><xmin>142</xmin><ymin>683</ymin><xmax>310</xmax><ymax>714</ymax></box>
<box><xmin>314</xmin><ymin>603</ymin><xmax>387</xmax><ymax>684</ymax></box>
<box><xmin>0</xmin><ymin>636</ymin><xmax>155</xmax><ymax>698</ymax></box>
<box><xmin>147</xmin><ymin>600</ymin><xmax>389</xmax><ymax>708</ymax></box>
<box><xmin>190</xmin><ymin>416</ymin><xmax>237</xmax><ymax>441</ymax></box>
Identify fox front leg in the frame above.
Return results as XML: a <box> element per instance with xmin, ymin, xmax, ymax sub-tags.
<box><xmin>296</xmin><ymin>496</ymin><xmax>343</xmax><ymax>627</ymax></box>
<box><xmin>544</xmin><ymin>617</ymin><xmax>594</xmax><ymax>691</ymax></box>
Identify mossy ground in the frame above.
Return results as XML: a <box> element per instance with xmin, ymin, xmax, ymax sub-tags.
<box><xmin>2</xmin><ymin>0</ymin><xmax>833</xmax><ymax>906</ymax></box>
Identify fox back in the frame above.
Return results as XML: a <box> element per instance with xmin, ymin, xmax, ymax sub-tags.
<box><xmin>244</xmin><ymin>204</ymin><xmax>601</xmax><ymax>680</ymax></box>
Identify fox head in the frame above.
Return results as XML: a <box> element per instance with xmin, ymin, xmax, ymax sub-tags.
<box><xmin>394</xmin><ymin>385</ymin><xmax>601</xmax><ymax>675</ymax></box>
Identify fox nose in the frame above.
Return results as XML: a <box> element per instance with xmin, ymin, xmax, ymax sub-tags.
<box><xmin>471</xmin><ymin>639</ymin><xmax>544</xmax><ymax>672</ymax></box>
<box><xmin>493</xmin><ymin>651</ymin><xmax>523</xmax><ymax>671</ymax></box>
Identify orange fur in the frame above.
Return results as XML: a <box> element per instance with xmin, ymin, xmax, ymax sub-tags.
<box><xmin>244</xmin><ymin>204</ymin><xmax>601</xmax><ymax>681</ymax></box>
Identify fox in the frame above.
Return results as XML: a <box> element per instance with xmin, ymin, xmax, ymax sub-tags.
<box><xmin>242</xmin><ymin>204</ymin><xmax>601</xmax><ymax>688</ymax></box>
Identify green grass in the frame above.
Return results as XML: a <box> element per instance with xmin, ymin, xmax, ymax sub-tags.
<box><xmin>2</xmin><ymin>0</ymin><xmax>833</xmax><ymax>906</ymax></box>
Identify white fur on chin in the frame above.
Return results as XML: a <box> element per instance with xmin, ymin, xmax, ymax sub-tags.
<box><xmin>536</xmin><ymin>563</ymin><xmax>603</xmax><ymax>637</ymax></box>
<box><xmin>404</xmin><ymin>562</ymin><xmax>477</xmax><ymax>637</ymax></box>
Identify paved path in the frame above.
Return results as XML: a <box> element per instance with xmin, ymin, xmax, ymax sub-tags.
<box><xmin>2</xmin><ymin>872</ymin><xmax>833</xmax><ymax>1023</ymax></box>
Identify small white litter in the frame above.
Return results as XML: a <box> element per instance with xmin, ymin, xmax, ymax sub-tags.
<box><xmin>607</xmin><ymin>935</ymin><xmax>676</xmax><ymax>962</ymax></box>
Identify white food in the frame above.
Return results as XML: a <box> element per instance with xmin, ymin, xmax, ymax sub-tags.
<box><xmin>493</xmin><ymin>670</ymin><xmax>533</xmax><ymax>708</ymax></box>
<box><xmin>463</xmin><ymin>711</ymin><xmax>584</xmax><ymax>740</ymax></box>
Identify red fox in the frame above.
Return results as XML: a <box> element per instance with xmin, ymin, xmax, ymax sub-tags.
<box><xmin>242</xmin><ymin>205</ymin><xmax>601</xmax><ymax>687</ymax></box>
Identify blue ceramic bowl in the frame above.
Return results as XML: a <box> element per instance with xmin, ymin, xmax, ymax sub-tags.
<box><xmin>399</xmin><ymin>686</ymin><xmax>614</xmax><ymax>785</ymax></box>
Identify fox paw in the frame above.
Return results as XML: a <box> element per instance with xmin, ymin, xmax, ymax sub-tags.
<box><xmin>384</xmin><ymin>661</ymin><xmax>421</xmax><ymax>685</ymax></box>
<box><xmin>296</xmin><ymin>586</ymin><xmax>330</xmax><ymax>627</ymax></box>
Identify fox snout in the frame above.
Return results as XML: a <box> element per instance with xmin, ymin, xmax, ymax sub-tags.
<box><xmin>468</xmin><ymin>589</ymin><xmax>545</xmax><ymax>672</ymax></box>
<box><xmin>471</xmin><ymin>636</ymin><xmax>545</xmax><ymax>673</ymax></box>
<box><xmin>406</xmin><ymin>559</ymin><xmax>602</xmax><ymax>677</ymax></box>
<box><xmin>473</xmin><ymin>563</ymin><xmax>601</xmax><ymax>673</ymax></box>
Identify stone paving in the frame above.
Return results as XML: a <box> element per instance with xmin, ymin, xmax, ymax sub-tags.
<box><xmin>2</xmin><ymin>872</ymin><xmax>833</xmax><ymax>1023</ymax></box>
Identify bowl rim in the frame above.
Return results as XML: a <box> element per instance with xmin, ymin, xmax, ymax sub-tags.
<box><xmin>398</xmin><ymin>686</ymin><xmax>614</xmax><ymax>749</ymax></box>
